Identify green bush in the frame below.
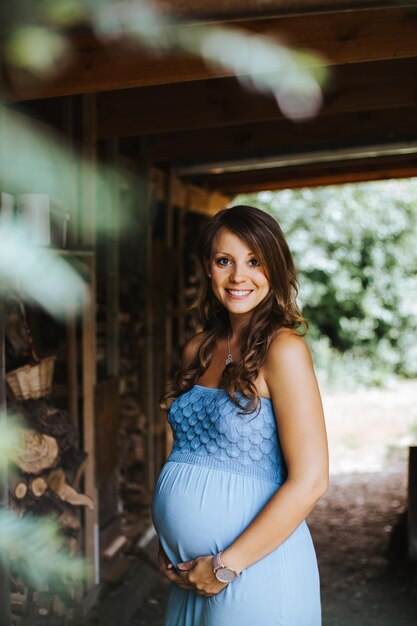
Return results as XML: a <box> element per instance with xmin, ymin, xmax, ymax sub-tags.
<box><xmin>238</xmin><ymin>180</ymin><xmax>417</xmax><ymax>389</ymax></box>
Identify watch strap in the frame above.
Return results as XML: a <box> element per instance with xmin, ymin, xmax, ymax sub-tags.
<box><xmin>211</xmin><ymin>551</ymin><xmax>239</xmax><ymax>580</ymax></box>
<box><xmin>212</xmin><ymin>551</ymin><xmax>224</xmax><ymax>573</ymax></box>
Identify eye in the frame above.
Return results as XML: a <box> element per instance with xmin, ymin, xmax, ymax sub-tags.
<box><xmin>215</xmin><ymin>257</ymin><xmax>231</xmax><ymax>266</ymax></box>
<box><xmin>249</xmin><ymin>258</ymin><xmax>261</xmax><ymax>267</ymax></box>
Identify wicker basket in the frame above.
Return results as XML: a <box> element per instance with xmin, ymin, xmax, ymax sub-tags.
<box><xmin>6</xmin><ymin>356</ymin><xmax>56</xmax><ymax>400</ymax></box>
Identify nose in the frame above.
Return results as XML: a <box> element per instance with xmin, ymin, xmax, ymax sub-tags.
<box><xmin>230</xmin><ymin>262</ymin><xmax>247</xmax><ymax>283</ymax></box>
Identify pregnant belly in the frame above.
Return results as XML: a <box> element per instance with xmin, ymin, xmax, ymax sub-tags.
<box><xmin>151</xmin><ymin>460</ymin><xmax>279</xmax><ymax>566</ymax></box>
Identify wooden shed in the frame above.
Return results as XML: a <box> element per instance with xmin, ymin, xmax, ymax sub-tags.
<box><xmin>2</xmin><ymin>0</ymin><xmax>417</xmax><ymax>620</ymax></box>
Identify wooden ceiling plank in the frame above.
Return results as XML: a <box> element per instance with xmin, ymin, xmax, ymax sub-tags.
<box><xmin>97</xmin><ymin>57</ymin><xmax>417</xmax><ymax>138</ymax></box>
<box><xmin>195</xmin><ymin>155</ymin><xmax>417</xmax><ymax>192</ymax></box>
<box><xmin>4</xmin><ymin>6</ymin><xmax>417</xmax><ymax>101</ymax></box>
<box><xmin>154</xmin><ymin>0</ymin><xmax>412</xmax><ymax>21</ymax></box>
<box><xmin>145</xmin><ymin>105</ymin><xmax>417</xmax><ymax>163</ymax></box>
<box><xmin>221</xmin><ymin>165</ymin><xmax>417</xmax><ymax>192</ymax></box>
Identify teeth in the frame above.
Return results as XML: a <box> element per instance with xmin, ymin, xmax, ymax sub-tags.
<box><xmin>227</xmin><ymin>290</ymin><xmax>251</xmax><ymax>296</ymax></box>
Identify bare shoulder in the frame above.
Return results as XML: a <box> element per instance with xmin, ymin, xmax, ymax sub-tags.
<box><xmin>182</xmin><ymin>331</ymin><xmax>206</xmax><ymax>368</ymax></box>
<box><xmin>263</xmin><ymin>327</ymin><xmax>323</xmax><ymax>433</ymax></box>
<box><xmin>266</xmin><ymin>327</ymin><xmax>312</xmax><ymax>367</ymax></box>
<box><xmin>263</xmin><ymin>328</ymin><xmax>314</xmax><ymax>393</ymax></box>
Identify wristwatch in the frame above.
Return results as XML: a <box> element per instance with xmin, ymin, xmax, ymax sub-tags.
<box><xmin>212</xmin><ymin>551</ymin><xmax>239</xmax><ymax>583</ymax></box>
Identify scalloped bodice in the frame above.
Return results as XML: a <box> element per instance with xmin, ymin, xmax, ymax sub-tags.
<box><xmin>166</xmin><ymin>385</ymin><xmax>287</xmax><ymax>484</ymax></box>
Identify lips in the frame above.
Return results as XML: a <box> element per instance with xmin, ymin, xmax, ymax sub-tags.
<box><xmin>225</xmin><ymin>289</ymin><xmax>253</xmax><ymax>299</ymax></box>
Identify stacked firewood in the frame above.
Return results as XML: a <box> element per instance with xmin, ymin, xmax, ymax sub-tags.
<box><xmin>7</xmin><ymin>400</ymin><xmax>90</xmax><ymax>624</ymax></box>
<box><xmin>9</xmin><ymin>399</ymin><xmax>90</xmax><ymax>515</ymax></box>
<box><xmin>117</xmin><ymin>274</ymin><xmax>152</xmax><ymax>538</ymax></box>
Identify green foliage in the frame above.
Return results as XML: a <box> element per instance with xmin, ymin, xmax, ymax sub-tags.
<box><xmin>0</xmin><ymin>224</ymin><xmax>88</xmax><ymax>318</ymax></box>
<box><xmin>0</xmin><ymin>509</ymin><xmax>88</xmax><ymax>592</ymax></box>
<box><xmin>238</xmin><ymin>180</ymin><xmax>417</xmax><ymax>388</ymax></box>
<box><xmin>0</xmin><ymin>416</ymin><xmax>88</xmax><ymax>590</ymax></box>
<box><xmin>3</xmin><ymin>0</ymin><xmax>328</xmax><ymax>122</ymax></box>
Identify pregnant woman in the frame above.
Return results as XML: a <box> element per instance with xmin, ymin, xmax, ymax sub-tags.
<box><xmin>152</xmin><ymin>205</ymin><xmax>329</xmax><ymax>626</ymax></box>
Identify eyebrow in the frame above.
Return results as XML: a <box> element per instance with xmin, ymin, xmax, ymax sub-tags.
<box><xmin>214</xmin><ymin>251</ymin><xmax>256</xmax><ymax>256</ymax></box>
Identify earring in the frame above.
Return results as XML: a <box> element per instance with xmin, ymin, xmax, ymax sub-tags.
<box><xmin>208</xmin><ymin>273</ymin><xmax>211</xmax><ymax>278</ymax></box>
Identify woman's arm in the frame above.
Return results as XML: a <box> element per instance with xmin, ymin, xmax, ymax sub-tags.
<box><xmin>221</xmin><ymin>330</ymin><xmax>329</xmax><ymax>573</ymax></box>
<box><xmin>176</xmin><ymin>330</ymin><xmax>329</xmax><ymax>593</ymax></box>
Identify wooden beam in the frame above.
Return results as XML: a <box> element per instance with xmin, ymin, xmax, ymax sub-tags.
<box><xmin>189</xmin><ymin>152</ymin><xmax>417</xmax><ymax>192</ymax></box>
<box><xmin>154</xmin><ymin>0</ymin><xmax>412</xmax><ymax>20</ymax></box>
<box><xmin>97</xmin><ymin>57</ymin><xmax>417</xmax><ymax>138</ymax></box>
<box><xmin>145</xmin><ymin>105</ymin><xmax>417</xmax><ymax>163</ymax></box>
<box><xmin>4</xmin><ymin>6</ymin><xmax>417</xmax><ymax>101</ymax></box>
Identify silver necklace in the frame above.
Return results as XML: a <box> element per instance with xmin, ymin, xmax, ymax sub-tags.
<box><xmin>225</xmin><ymin>332</ymin><xmax>234</xmax><ymax>366</ymax></box>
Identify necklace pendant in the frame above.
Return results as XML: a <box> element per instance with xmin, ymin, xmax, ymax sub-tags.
<box><xmin>225</xmin><ymin>353</ymin><xmax>234</xmax><ymax>366</ymax></box>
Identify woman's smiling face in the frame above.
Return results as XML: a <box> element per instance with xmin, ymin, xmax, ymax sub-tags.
<box><xmin>209</xmin><ymin>227</ymin><xmax>270</xmax><ymax>318</ymax></box>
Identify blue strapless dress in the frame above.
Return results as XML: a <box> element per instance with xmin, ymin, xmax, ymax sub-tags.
<box><xmin>151</xmin><ymin>385</ymin><xmax>321</xmax><ymax>626</ymax></box>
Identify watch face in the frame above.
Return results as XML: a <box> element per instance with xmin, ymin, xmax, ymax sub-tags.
<box><xmin>215</xmin><ymin>567</ymin><xmax>237</xmax><ymax>583</ymax></box>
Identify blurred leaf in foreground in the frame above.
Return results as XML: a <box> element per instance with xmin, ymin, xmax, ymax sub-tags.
<box><xmin>0</xmin><ymin>223</ymin><xmax>88</xmax><ymax>318</ymax></box>
<box><xmin>4</xmin><ymin>26</ymin><xmax>72</xmax><ymax>78</ymax></box>
<box><xmin>0</xmin><ymin>509</ymin><xmax>88</xmax><ymax>590</ymax></box>
<box><xmin>0</xmin><ymin>415</ymin><xmax>22</xmax><ymax>465</ymax></box>
<box><xmin>93</xmin><ymin>0</ymin><xmax>329</xmax><ymax>121</ymax></box>
<box><xmin>0</xmin><ymin>105</ymin><xmax>132</xmax><ymax>237</ymax></box>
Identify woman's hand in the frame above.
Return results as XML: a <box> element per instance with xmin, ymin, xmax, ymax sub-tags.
<box><xmin>176</xmin><ymin>556</ymin><xmax>229</xmax><ymax>597</ymax></box>
<box><xmin>157</xmin><ymin>542</ymin><xmax>195</xmax><ymax>591</ymax></box>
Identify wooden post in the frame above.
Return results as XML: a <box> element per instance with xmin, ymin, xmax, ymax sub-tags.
<box><xmin>138</xmin><ymin>145</ymin><xmax>155</xmax><ymax>491</ymax></box>
<box><xmin>81</xmin><ymin>94</ymin><xmax>99</xmax><ymax>585</ymax></box>
<box><xmin>164</xmin><ymin>174</ymin><xmax>175</xmax><ymax>458</ymax></box>
<box><xmin>0</xmin><ymin>296</ymin><xmax>11</xmax><ymax>626</ymax></box>
<box><xmin>408</xmin><ymin>446</ymin><xmax>417</xmax><ymax>560</ymax></box>
<box><xmin>164</xmin><ymin>174</ymin><xmax>174</xmax><ymax>457</ymax></box>
<box><xmin>66</xmin><ymin>309</ymin><xmax>79</xmax><ymax>434</ymax></box>
<box><xmin>177</xmin><ymin>193</ymin><xmax>186</xmax><ymax>348</ymax></box>
<box><xmin>82</xmin><ymin>256</ymin><xmax>99</xmax><ymax>584</ymax></box>
<box><xmin>105</xmin><ymin>139</ymin><xmax>119</xmax><ymax>379</ymax></box>
<box><xmin>62</xmin><ymin>98</ymin><xmax>79</xmax><ymax>431</ymax></box>
<box><xmin>0</xmin><ymin>94</ymin><xmax>12</xmax><ymax>626</ymax></box>
<box><xmin>62</xmin><ymin>96</ymin><xmax>80</xmax><ymax>249</ymax></box>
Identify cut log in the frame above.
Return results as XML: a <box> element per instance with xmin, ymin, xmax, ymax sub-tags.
<box><xmin>10</xmin><ymin>588</ymin><xmax>29</xmax><ymax>616</ymax></box>
<box><xmin>36</xmin><ymin>593</ymin><xmax>52</xmax><ymax>617</ymax></box>
<box><xmin>47</xmin><ymin>469</ymin><xmax>94</xmax><ymax>510</ymax></box>
<box><xmin>17</xmin><ymin>429</ymin><xmax>59</xmax><ymax>474</ymax></box>
<box><xmin>9</xmin><ymin>475</ymin><xmax>28</xmax><ymax>500</ymax></box>
<box><xmin>68</xmin><ymin>536</ymin><xmax>79</xmax><ymax>556</ymax></box>
<box><xmin>9</xmin><ymin>399</ymin><xmax>77</xmax><ymax>452</ymax></box>
<box><xmin>58</xmin><ymin>506</ymin><xmax>81</xmax><ymax>531</ymax></box>
<box><xmin>29</xmin><ymin>476</ymin><xmax>48</xmax><ymax>498</ymax></box>
<box><xmin>103</xmin><ymin>535</ymin><xmax>128</xmax><ymax>560</ymax></box>
<box><xmin>52</xmin><ymin>595</ymin><xmax>66</xmax><ymax>617</ymax></box>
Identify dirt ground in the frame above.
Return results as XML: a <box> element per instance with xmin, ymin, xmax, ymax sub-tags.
<box><xmin>132</xmin><ymin>379</ymin><xmax>417</xmax><ymax>625</ymax></box>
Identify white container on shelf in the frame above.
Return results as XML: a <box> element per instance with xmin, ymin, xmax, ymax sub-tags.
<box><xmin>17</xmin><ymin>193</ymin><xmax>51</xmax><ymax>246</ymax></box>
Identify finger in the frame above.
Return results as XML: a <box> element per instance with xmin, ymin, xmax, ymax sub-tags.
<box><xmin>176</xmin><ymin>559</ymin><xmax>196</xmax><ymax>571</ymax></box>
<box><xmin>158</xmin><ymin>552</ymin><xmax>172</xmax><ymax>567</ymax></box>
<box><xmin>172</xmin><ymin>576</ymin><xmax>195</xmax><ymax>590</ymax></box>
<box><xmin>164</xmin><ymin>569</ymin><xmax>194</xmax><ymax>588</ymax></box>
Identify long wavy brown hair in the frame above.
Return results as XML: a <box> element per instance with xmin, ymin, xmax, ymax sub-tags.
<box><xmin>160</xmin><ymin>205</ymin><xmax>307</xmax><ymax>416</ymax></box>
